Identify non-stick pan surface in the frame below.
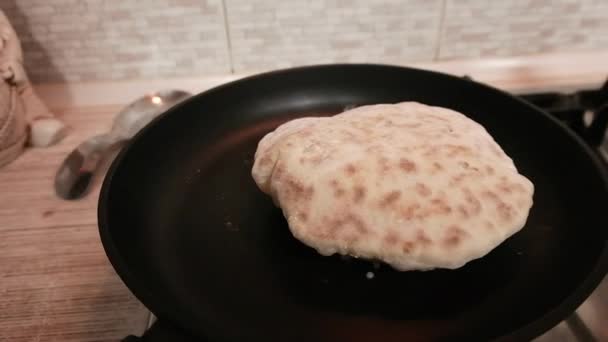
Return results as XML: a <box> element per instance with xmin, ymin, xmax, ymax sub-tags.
<box><xmin>99</xmin><ymin>65</ymin><xmax>608</xmax><ymax>341</ymax></box>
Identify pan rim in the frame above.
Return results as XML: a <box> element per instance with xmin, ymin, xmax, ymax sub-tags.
<box><xmin>98</xmin><ymin>63</ymin><xmax>608</xmax><ymax>341</ymax></box>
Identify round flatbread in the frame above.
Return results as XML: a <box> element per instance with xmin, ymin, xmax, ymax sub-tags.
<box><xmin>252</xmin><ymin>102</ymin><xmax>534</xmax><ymax>271</ymax></box>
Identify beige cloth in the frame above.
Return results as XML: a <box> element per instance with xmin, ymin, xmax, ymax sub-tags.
<box><xmin>0</xmin><ymin>80</ymin><xmax>26</xmax><ymax>167</ymax></box>
<box><xmin>0</xmin><ymin>9</ymin><xmax>66</xmax><ymax>167</ymax></box>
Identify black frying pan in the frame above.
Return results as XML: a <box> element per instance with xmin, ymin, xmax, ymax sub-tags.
<box><xmin>98</xmin><ymin>65</ymin><xmax>608</xmax><ymax>341</ymax></box>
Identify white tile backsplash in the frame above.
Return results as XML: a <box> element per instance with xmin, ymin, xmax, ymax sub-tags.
<box><xmin>1</xmin><ymin>0</ymin><xmax>230</xmax><ymax>82</ymax></box>
<box><xmin>1</xmin><ymin>0</ymin><xmax>606</xmax><ymax>82</ymax></box>
<box><xmin>226</xmin><ymin>0</ymin><xmax>443</xmax><ymax>73</ymax></box>
<box><xmin>438</xmin><ymin>0</ymin><xmax>608</xmax><ymax>59</ymax></box>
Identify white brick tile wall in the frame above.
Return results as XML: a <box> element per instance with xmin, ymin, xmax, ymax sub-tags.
<box><xmin>225</xmin><ymin>0</ymin><xmax>444</xmax><ymax>73</ymax></box>
<box><xmin>1</xmin><ymin>0</ymin><xmax>606</xmax><ymax>82</ymax></box>
<box><xmin>438</xmin><ymin>0</ymin><xmax>608</xmax><ymax>59</ymax></box>
<box><xmin>1</xmin><ymin>0</ymin><xmax>230</xmax><ymax>82</ymax></box>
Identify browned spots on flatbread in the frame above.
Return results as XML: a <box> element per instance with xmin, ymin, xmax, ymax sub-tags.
<box><xmin>498</xmin><ymin>183</ymin><xmax>513</xmax><ymax>194</ymax></box>
<box><xmin>399</xmin><ymin>158</ymin><xmax>416</xmax><ymax>173</ymax></box>
<box><xmin>444</xmin><ymin>236</ymin><xmax>461</xmax><ymax>247</ymax></box>
<box><xmin>430</xmin><ymin>198</ymin><xmax>452</xmax><ymax>215</ymax></box>
<box><xmin>353</xmin><ymin>185</ymin><xmax>366</xmax><ymax>203</ymax></box>
<box><xmin>380</xmin><ymin>190</ymin><xmax>402</xmax><ymax>208</ymax></box>
<box><xmin>484</xmin><ymin>221</ymin><xmax>495</xmax><ymax>230</ymax></box>
<box><xmin>482</xmin><ymin>190</ymin><xmax>499</xmax><ymax>201</ymax></box>
<box><xmin>308</xmin><ymin>229</ymin><xmax>327</xmax><ymax>239</ymax></box>
<box><xmin>458</xmin><ymin>161</ymin><xmax>470</xmax><ymax>169</ymax></box>
<box><xmin>416</xmin><ymin>230</ymin><xmax>432</xmax><ymax>245</ymax></box>
<box><xmin>450</xmin><ymin>173</ymin><xmax>466</xmax><ymax>185</ymax></box>
<box><xmin>329</xmin><ymin>179</ymin><xmax>346</xmax><ymax>198</ymax></box>
<box><xmin>322</xmin><ymin>214</ymin><xmax>335</xmax><ymax>226</ymax></box>
<box><xmin>283</xmin><ymin>177</ymin><xmax>315</xmax><ymax>201</ymax></box>
<box><xmin>402</xmin><ymin>241</ymin><xmax>416</xmax><ymax>254</ymax></box>
<box><xmin>334</xmin><ymin>188</ymin><xmax>346</xmax><ymax>198</ymax></box>
<box><xmin>377</xmin><ymin>156</ymin><xmax>391</xmax><ymax>173</ymax></box>
<box><xmin>328</xmin><ymin>213</ymin><xmax>370</xmax><ymax>237</ymax></box>
<box><xmin>343</xmin><ymin>234</ymin><xmax>360</xmax><ymax>244</ymax></box>
<box><xmin>346</xmin><ymin>213</ymin><xmax>370</xmax><ymax>235</ymax></box>
<box><xmin>384</xmin><ymin>231</ymin><xmax>399</xmax><ymax>246</ymax></box>
<box><xmin>422</xmin><ymin>146</ymin><xmax>439</xmax><ymax>157</ymax></box>
<box><xmin>324</xmin><ymin>217</ymin><xmax>345</xmax><ymax>239</ymax></box>
<box><xmin>447</xmin><ymin>145</ymin><xmax>472</xmax><ymax>157</ymax></box>
<box><xmin>483</xmin><ymin>190</ymin><xmax>513</xmax><ymax>221</ymax></box>
<box><xmin>284</xmin><ymin>177</ymin><xmax>304</xmax><ymax>194</ymax></box>
<box><xmin>401</xmin><ymin>203</ymin><xmax>421</xmax><ymax>220</ymax></box>
<box><xmin>300</xmin><ymin>153</ymin><xmax>326</xmax><ymax>166</ymax></box>
<box><xmin>274</xmin><ymin>164</ymin><xmax>286</xmax><ymax>179</ymax></box>
<box><xmin>259</xmin><ymin>156</ymin><xmax>272</xmax><ymax>167</ymax></box>
<box><xmin>432</xmin><ymin>162</ymin><xmax>443</xmax><ymax>171</ymax></box>
<box><xmin>415</xmin><ymin>183</ymin><xmax>431</xmax><ymax>197</ymax></box>
<box><xmin>345</xmin><ymin>163</ymin><xmax>358</xmax><ymax>176</ymax></box>
<box><xmin>499</xmin><ymin>181</ymin><xmax>528</xmax><ymax>195</ymax></box>
<box><xmin>415</xmin><ymin>210</ymin><xmax>430</xmax><ymax>220</ymax></box>
<box><xmin>463</xmin><ymin>187</ymin><xmax>481</xmax><ymax>215</ymax></box>
<box><xmin>458</xmin><ymin>205</ymin><xmax>470</xmax><ymax>219</ymax></box>
<box><xmin>496</xmin><ymin>202</ymin><xmax>515</xmax><ymax>221</ymax></box>
<box><xmin>297</xmin><ymin>212</ymin><xmax>308</xmax><ymax>222</ymax></box>
<box><xmin>443</xmin><ymin>225</ymin><xmax>468</xmax><ymax>248</ymax></box>
<box><xmin>485</xmin><ymin>165</ymin><xmax>495</xmax><ymax>175</ymax></box>
<box><xmin>305</xmin><ymin>186</ymin><xmax>315</xmax><ymax>200</ymax></box>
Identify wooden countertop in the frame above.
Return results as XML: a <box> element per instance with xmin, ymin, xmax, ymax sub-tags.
<box><xmin>1</xmin><ymin>51</ymin><xmax>606</xmax><ymax>341</ymax></box>
<box><xmin>0</xmin><ymin>105</ymin><xmax>149</xmax><ymax>341</ymax></box>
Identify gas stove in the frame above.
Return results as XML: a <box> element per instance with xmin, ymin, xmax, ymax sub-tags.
<box><xmin>520</xmin><ymin>79</ymin><xmax>608</xmax><ymax>342</ymax></box>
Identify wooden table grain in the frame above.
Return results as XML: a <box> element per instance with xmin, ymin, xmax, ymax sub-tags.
<box><xmin>0</xmin><ymin>105</ymin><xmax>149</xmax><ymax>342</ymax></box>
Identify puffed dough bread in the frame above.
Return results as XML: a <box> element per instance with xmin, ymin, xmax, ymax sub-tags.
<box><xmin>252</xmin><ymin>102</ymin><xmax>534</xmax><ymax>271</ymax></box>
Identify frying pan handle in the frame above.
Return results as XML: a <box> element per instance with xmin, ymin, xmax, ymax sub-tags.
<box><xmin>584</xmin><ymin>104</ymin><xmax>608</xmax><ymax>147</ymax></box>
<box><xmin>122</xmin><ymin>319</ymin><xmax>202</xmax><ymax>342</ymax></box>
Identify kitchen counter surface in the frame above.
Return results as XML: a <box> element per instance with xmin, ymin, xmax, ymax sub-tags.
<box><xmin>1</xmin><ymin>51</ymin><xmax>607</xmax><ymax>341</ymax></box>
<box><xmin>0</xmin><ymin>105</ymin><xmax>150</xmax><ymax>341</ymax></box>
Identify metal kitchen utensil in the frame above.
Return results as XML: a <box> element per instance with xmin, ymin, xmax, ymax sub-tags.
<box><xmin>54</xmin><ymin>89</ymin><xmax>192</xmax><ymax>200</ymax></box>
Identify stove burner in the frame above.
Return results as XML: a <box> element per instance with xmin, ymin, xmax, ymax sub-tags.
<box><xmin>519</xmin><ymin>79</ymin><xmax>608</xmax><ymax>147</ymax></box>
